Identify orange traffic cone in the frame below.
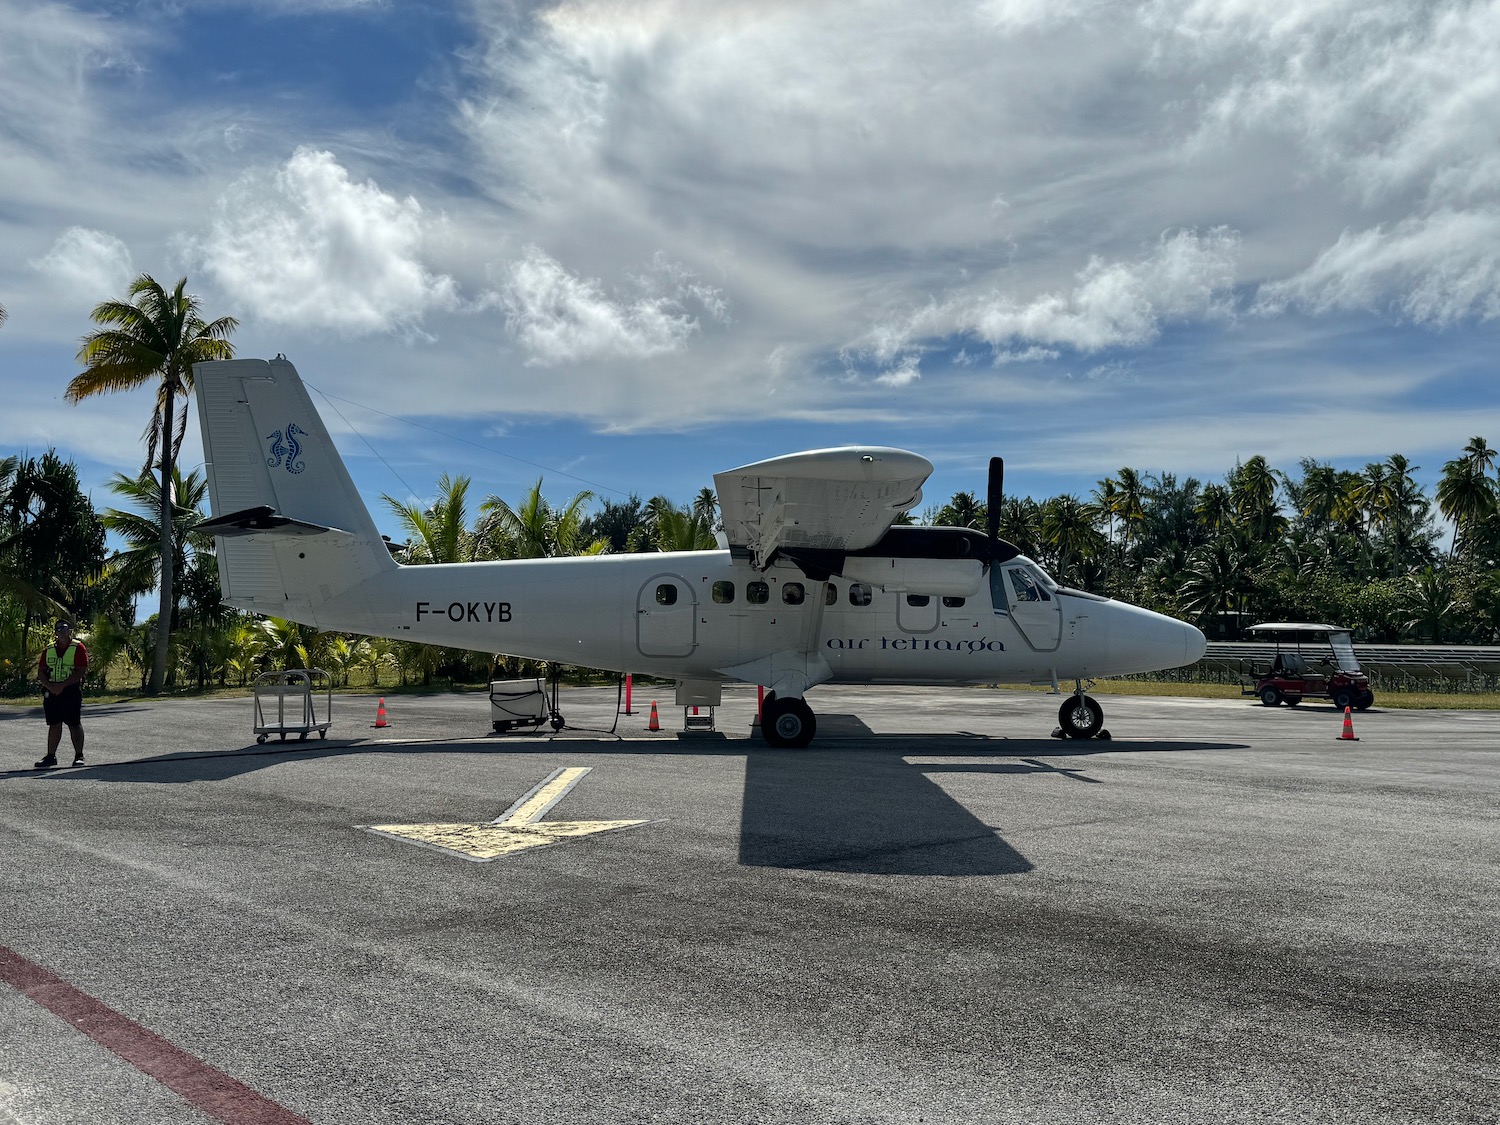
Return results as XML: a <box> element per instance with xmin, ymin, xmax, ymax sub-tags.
<box><xmin>1337</xmin><ymin>705</ymin><xmax>1358</xmax><ymax>741</ymax></box>
<box><xmin>373</xmin><ymin>697</ymin><xmax>389</xmax><ymax>729</ymax></box>
<box><xmin>648</xmin><ymin>700</ymin><xmax>660</xmax><ymax>732</ymax></box>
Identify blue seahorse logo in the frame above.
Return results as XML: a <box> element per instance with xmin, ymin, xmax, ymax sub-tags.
<box><xmin>284</xmin><ymin>423</ymin><xmax>306</xmax><ymax>474</ymax></box>
<box><xmin>265</xmin><ymin>422</ymin><xmax>309</xmax><ymax>474</ymax></box>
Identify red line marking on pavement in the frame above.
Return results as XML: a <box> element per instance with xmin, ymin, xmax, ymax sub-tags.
<box><xmin>0</xmin><ymin>946</ymin><xmax>310</xmax><ymax>1125</ymax></box>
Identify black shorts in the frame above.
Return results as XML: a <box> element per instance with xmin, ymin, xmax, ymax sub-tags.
<box><xmin>42</xmin><ymin>685</ymin><xmax>83</xmax><ymax>727</ymax></box>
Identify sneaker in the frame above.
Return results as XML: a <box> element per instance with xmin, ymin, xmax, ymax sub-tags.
<box><xmin>72</xmin><ymin>755</ymin><xmax>85</xmax><ymax>767</ymax></box>
<box><xmin>34</xmin><ymin>756</ymin><xmax>57</xmax><ymax>769</ymax></box>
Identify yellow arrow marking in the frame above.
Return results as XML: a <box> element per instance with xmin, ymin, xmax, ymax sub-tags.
<box><xmin>360</xmin><ymin>767</ymin><xmax>650</xmax><ymax>861</ymax></box>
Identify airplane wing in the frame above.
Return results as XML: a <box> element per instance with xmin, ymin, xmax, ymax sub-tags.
<box><xmin>713</xmin><ymin>447</ymin><xmax>932</xmax><ymax>569</ymax></box>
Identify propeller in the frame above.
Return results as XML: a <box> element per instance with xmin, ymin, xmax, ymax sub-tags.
<box><xmin>986</xmin><ymin>457</ymin><xmax>1003</xmax><ymax>546</ymax></box>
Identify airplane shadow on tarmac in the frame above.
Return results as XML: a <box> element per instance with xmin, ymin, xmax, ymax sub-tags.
<box><xmin>736</xmin><ymin>724</ymin><xmax>1247</xmax><ymax>876</ymax></box>
<box><xmin>4</xmin><ymin>724</ymin><xmax>1248</xmax><ymax>879</ymax></box>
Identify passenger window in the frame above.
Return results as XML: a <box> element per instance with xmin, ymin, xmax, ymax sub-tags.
<box><xmin>849</xmin><ymin>583</ymin><xmax>872</xmax><ymax>607</ymax></box>
<box><xmin>825</xmin><ymin>583</ymin><xmax>837</xmax><ymax>606</ymax></box>
<box><xmin>655</xmin><ymin>584</ymin><xmax>677</xmax><ymax>606</ymax></box>
<box><xmin>747</xmin><ymin>581</ymin><xmax>770</xmax><ymax>605</ymax></box>
<box><xmin>783</xmin><ymin>582</ymin><xmax>805</xmax><ymax>605</ymax></box>
<box><xmin>712</xmin><ymin>581</ymin><xmax>734</xmax><ymax>604</ymax></box>
<box><xmin>943</xmin><ymin>596</ymin><xmax>965</xmax><ymax>608</ymax></box>
<box><xmin>906</xmin><ymin>594</ymin><xmax>930</xmax><ymax>607</ymax></box>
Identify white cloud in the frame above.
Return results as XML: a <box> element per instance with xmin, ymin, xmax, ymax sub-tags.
<box><xmin>857</xmin><ymin>228</ymin><xmax>1240</xmax><ymax>365</ymax></box>
<box><xmin>969</xmin><ymin>228</ymin><xmax>1240</xmax><ymax>352</ymax></box>
<box><xmin>29</xmin><ymin>227</ymin><xmax>134</xmax><ymax>301</ymax></box>
<box><xmin>1161</xmin><ymin>0</ymin><xmax>1500</xmax><ymax>202</ymax></box>
<box><xmin>874</xmin><ymin>354</ymin><xmax>922</xmax><ymax>387</ymax></box>
<box><xmin>1257</xmin><ymin>210</ymin><xmax>1500</xmax><ymax>325</ymax></box>
<box><xmin>495</xmin><ymin>246</ymin><xmax>725</xmax><ymax>365</ymax></box>
<box><xmin>185</xmin><ymin>148</ymin><xmax>459</xmax><ymax>335</ymax></box>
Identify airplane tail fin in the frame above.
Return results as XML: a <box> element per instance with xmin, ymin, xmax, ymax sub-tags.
<box><xmin>193</xmin><ymin>356</ymin><xmax>397</xmax><ymax>627</ymax></box>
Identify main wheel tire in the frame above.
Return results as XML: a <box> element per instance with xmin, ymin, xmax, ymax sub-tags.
<box><xmin>761</xmin><ymin>694</ymin><xmax>817</xmax><ymax>748</ymax></box>
<box><xmin>1356</xmin><ymin>690</ymin><xmax>1375</xmax><ymax>711</ymax></box>
<box><xmin>1058</xmin><ymin>695</ymin><xmax>1104</xmax><ymax>739</ymax></box>
<box><xmin>1260</xmin><ymin>687</ymin><xmax>1283</xmax><ymax>707</ymax></box>
<box><xmin>1332</xmin><ymin>688</ymin><xmax>1356</xmax><ymax>711</ymax></box>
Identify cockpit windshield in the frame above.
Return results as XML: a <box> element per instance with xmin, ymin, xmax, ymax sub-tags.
<box><xmin>991</xmin><ymin>558</ymin><xmax>1056</xmax><ymax>610</ymax></box>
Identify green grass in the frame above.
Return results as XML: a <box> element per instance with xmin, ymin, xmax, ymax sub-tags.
<box><xmin>995</xmin><ymin>679</ymin><xmax>1500</xmax><ymax>710</ymax></box>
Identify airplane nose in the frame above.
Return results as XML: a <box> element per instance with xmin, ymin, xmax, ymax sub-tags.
<box><xmin>1182</xmin><ymin>620</ymin><xmax>1207</xmax><ymax>665</ymax></box>
<box><xmin>1093</xmin><ymin>602</ymin><xmax>1209</xmax><ymax>675</ymax></box>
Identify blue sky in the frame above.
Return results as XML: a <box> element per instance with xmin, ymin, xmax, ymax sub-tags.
<box><xmin>3</xmin><ymin>0</ymin><xmax>1499</xmax><ymax>539</ymax></box>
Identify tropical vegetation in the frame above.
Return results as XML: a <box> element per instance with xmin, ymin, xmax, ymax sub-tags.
<box><xmin>5</xmin><ymin>278</ymin><xmax>1500</xmax><ymax>695</ymax></box>
<box><xmin>66</xmin><ymin>274</ymin><xmax>237</xmax><ymax>693</ymax></box>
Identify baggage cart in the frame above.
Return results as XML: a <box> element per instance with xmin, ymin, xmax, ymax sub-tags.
<box><xmin>490</xmin><ymin>678</ymin><xmax>547</xmax><ymax>732</ymax></box>
<box><xmin>253</xmin><ymin>669</ymin><xmax>333</xmax><ymax>743</ymax></box>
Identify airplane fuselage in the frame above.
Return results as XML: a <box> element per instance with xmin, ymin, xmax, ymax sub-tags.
<box><xmin>298</xmin><ymin>548</ymin><xmax>1200</xmax><ymax>687</ymax></box>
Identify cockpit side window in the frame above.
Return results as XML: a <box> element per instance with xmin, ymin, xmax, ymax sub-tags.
<box><xmin>1007</xmin><ymin>567</ymin><xmax>1049</xmax><ymax>603</ymax></box>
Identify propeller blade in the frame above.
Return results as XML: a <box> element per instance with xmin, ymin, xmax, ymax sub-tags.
<box><xmin>987</xmin><ymin>457</ymin><xmax>1003</xmax><ymax>542</ymax></box>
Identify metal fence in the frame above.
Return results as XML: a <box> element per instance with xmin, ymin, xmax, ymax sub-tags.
<box><xmin>1125</xmin><ymin>642</ymin><xmax>1500</xmax><ymax>694</ymax></box>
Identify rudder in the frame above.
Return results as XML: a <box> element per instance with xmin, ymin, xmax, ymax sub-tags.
<box><xmin>193</xmin><ymin>356</ymin><xmax>396</xmax><ymax>625</ymax></box>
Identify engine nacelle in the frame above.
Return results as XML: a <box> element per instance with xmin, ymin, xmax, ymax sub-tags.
<box><xmin>839</xmin><ymin>557</ymin><xmax>984</xmax><ymax>597</ymax></box>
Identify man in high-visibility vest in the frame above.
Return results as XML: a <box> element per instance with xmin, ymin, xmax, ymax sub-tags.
<box><xmin>36</xmin><ymin>620</ymin><xmax>88</xmax><ymax>769</ymax></box>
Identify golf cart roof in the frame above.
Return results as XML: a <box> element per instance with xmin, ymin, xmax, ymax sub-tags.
<box><xmin>1246</xmin><ymin>622</ymin><xmax>1352</xmax><ymax>639</ymax></box>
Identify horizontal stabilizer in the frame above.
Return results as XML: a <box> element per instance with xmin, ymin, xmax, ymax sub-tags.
<box><xmin>193</xmin><ymin>505</ymin><xmax>346</xmax><ymax>538</ymax></box>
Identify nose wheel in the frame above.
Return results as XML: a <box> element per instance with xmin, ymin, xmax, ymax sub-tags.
<box><xmin>1055</xmin><ymin>693</ymin><xmax>1108</xmax><ymax>740</ymax></box>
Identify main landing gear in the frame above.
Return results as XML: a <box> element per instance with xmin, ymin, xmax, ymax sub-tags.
<box><xmin>1054</xmin><ymin>683</ymin><xmax>1110</xmax><ymax>741</ymax></box>
<box><xmin>760</xmin><ymin>692</ymin><xmax>817</xmax><ymax>749</ymax></box>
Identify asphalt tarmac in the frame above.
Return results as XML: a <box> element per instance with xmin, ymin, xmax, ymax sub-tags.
<box><xmin>1</xmin><ymin>685</ymin><xmax>1496</xmax><ymax>1124</ymax></box>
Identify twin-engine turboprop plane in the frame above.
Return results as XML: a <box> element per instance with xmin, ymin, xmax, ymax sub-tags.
<box><xmin>192</xmin><ymin>357</ymin><xmax>1206</xmax><ymax>746</ymax></box>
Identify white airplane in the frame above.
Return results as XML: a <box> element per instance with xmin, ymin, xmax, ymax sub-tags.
<box><xmin>192</xmin><ymin>357</ymin><xmax>1206</xmax><ymax>747</ymax></box>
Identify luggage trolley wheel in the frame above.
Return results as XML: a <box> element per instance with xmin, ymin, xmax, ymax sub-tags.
<box><xmin>256</xmin><ymin>734</ymin><xmax>267</xmax><ymax>744</ymax></box>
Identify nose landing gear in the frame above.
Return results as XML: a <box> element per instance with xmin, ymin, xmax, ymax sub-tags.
<box><xmin>1054</xmin><ymin>682</ymin><xmax>1110</xmax><ymax>740</ymax></box>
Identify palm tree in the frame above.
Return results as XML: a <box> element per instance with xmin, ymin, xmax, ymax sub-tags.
<box><xmin>996</xmin><ymin>497</ymin><xmax>1044</xmax><ymax>559</ymax></box>
<box><xmin>1092</xmin><ymin>477</ymin><xmax>1120</xmax><ymax>544</ymax></box>
<box><xmin>1462</xmin><ymin>435</ymin><xmax>1496</xmax><ymax>475</ymax></box>
<box><xmin>1194</xmin><ymin>483</ymin><xmax>1233</xmax><ymax>534</ymax></box>
<box><xmin>1041</xmin><ymin>495</ymin><xmax>1104</xmax><ymax>585</ymax></box>
<box><xmin>1115</xmin><ymin>468</ymin><xmax>1145</xmax><ymax>550</ymax></box>
<box><xmin>1229</xmin><ymin>455</ymin><xmax>1283</xmax><ymax>540</ymax></box>
<box><xmin>383</xmin><ymin>474</ymin><xmax>477</xmax><ymax>564</ymax></box>
<box><xmin>1179</xmin><ymin>539</ymin><xmax>1250</xmax><ymax>621</ymax></box>
<box><xmin>934</xmin><ymin>490</ymin><xmax>986</xmax><ymax>530</ymax></box>
<box><xmin>67</xmin><ymin>275</ymin><xmax>237</xmax><ymax>692</ymax></box>
<box><xmin>1402</xmin><ymin>567</ymin><xmax>1458</xmax><ymax>643</ymax></box>
<box><xmin>692</xmin><ymin>486</ymin><xmax>720</xmax><ymax>530</ymax></box>
<box><xmin>479</xmin><ymin>478</ymin><xmax>604</xmax><ymax>558</ymax></box>
<box><xmin>99</xmin><ymin>468</ymin><xmax>213</xmax><ymax>603</ymax></box>
<box><xmin>648</xmin><ymin>503</ymin><xmax>718</xmax><ymax>552</ymax></box>
<box><xmin>1436</xmin><ymin>454</ymin><xmax>1497</xmax><ymax>559</ymax></box>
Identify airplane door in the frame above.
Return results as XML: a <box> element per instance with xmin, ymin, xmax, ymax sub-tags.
<box><xmin>996</xmin><ymin>564</ymin><xmax>1061</xmax><ymax>651</ymax></box>
<box><xmin>897</xmin><ymin>593</ymin><xmax>940</xmax><ymax>634</ymax></box>
<box><xmin>637</xmin><ymin>575</ymin><xmax>696</xmax><ymax>658</ymax></box>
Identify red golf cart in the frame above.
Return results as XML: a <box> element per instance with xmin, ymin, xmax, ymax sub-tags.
<box><xmin>1244</xmin><ymin>622</ymin><xmax>1374</xmax><ymax>710</ymax></box>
